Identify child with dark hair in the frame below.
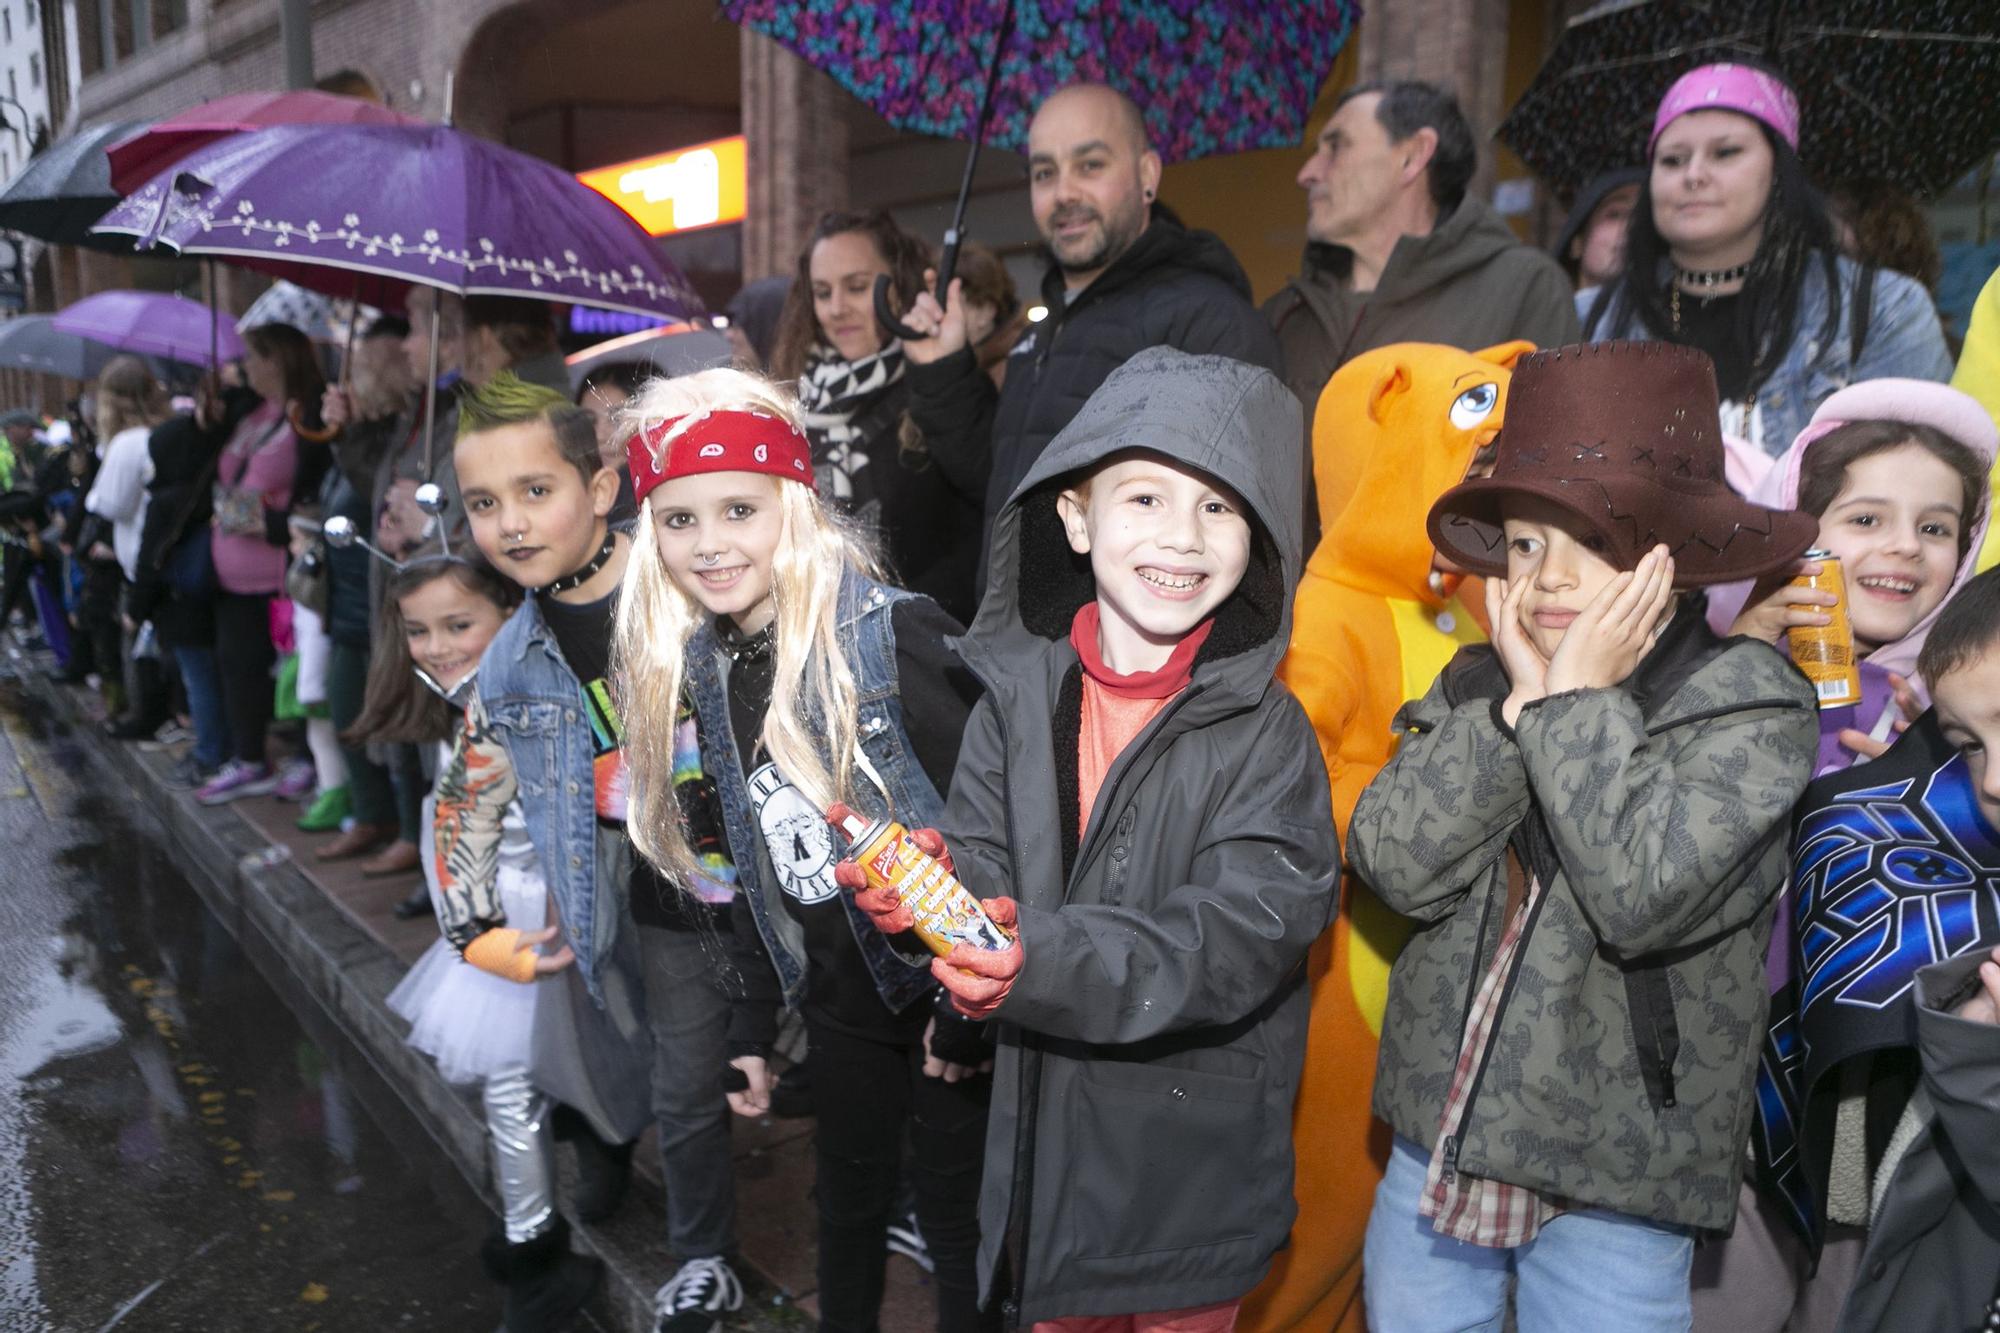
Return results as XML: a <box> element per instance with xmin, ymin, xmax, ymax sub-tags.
<box><xmin>1354</xmin><ymin>342</ymin><xmax>1818</xmax><ymax>1331</ymax></box>
<box><xmin>350</xmin><ymin>551</ymin><xmax>609</xmax><ymax>1328</ymax></box>
<box><xmin>1728</xmin><ymin>568</ymin><xmax>2000</xmax><ymax>1333</ymax></box>
<box><xmin>446</xmin><ymin>372</ymin><xmax>747</xmax><ymax>1333</ymax></box>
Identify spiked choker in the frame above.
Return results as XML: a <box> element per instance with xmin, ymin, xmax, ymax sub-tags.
<box><xmin>1673</xmin><ymin>261</ymin><xmax>1750</xmax><ymax>290</ymax></box>
<box><xmin>538</xmin><ymin>531</ymin><xmax>617</xmax><ymax>596</ymax></box>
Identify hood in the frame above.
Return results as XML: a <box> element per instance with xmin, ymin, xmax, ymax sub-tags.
<box><xmin>1706</xmin><ymin>378</ymin><xmax>1998</xmax><ymax>681</ymax></box>
<box><xmin>965</xmin><ymin>346</ymin><xmax>1304</xmax><ymax>694</ymax></box>
<box><xmin>1299</xmin><ymin>195</ymin><xmax>1529</xmax><ymax>307</ymax></box>
<box><xmin>1042</xmin><ymin>207</ymin><xmax>1257</xmax><ymax>313</ymax></box>
<box><xmin>1310</xmin><ymin>341</ymin><xmax>1534</xmax><ymax>599</ymax></box>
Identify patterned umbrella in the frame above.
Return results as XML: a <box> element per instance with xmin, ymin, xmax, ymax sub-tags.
<box><xmin>90</xmin><ymin>122</ymin><xmax>704</xmax><ymax>320</ymax></box>
<box><xmin>723</xmin><ymin>0</ymin><xmax>1358</xmax><ymax>335</ymax></box>
<box><xmin>105</xmin><ymin>89</ymin><xmax>423</xmax><ymax>195</ymax></box>
<box><xmin>1499</xmin><ymin>0</ymin><xmax>2000</xmax><ymax>202</ymax></box>
<box><xmin>724</xmin><ymin>0</ymin><xmax>1359</xmax><ymax>164</ymax></box>
<box><xmin>0</xmin><ymin>120</ymin><xmax>147</xmax><ymax>249</ymax></box>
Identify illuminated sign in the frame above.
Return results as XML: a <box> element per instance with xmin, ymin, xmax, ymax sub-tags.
<box><xmin>578</xmin><ymin>136</ymin><xmax>747</xmax><ymax>237</ymax></box>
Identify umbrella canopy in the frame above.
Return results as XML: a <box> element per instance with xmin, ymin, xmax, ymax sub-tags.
<box><xmin>723</xmin><ymin>0</ymin><xmax>1360</xmax><ymax>163</ymax></box>
<box><xmin>105</xmin><ymin>89</ymin><xmax>424</xmax><ymax>195</ymax></box>
<box><xmin>0</xmin><ymin>313</ymin><xmax>176</xmax><ymax>380</ymax></box>
<box><xmin>0</xmin><ymin>120</ymin><xmax>148</xmax><ymax>249</ymax></box>
<box><xmin>236</xmin><ymin>279</ymin><xmax>373</xmax><ymax>344</ymax></box>
<box><xmin>91</xmin><ymin>122</ymin><xmax>705</xmax><ymax>320</ymax></box>
<box><xmin>1499</xmin><ymin>0</ymin><xmax>2000</xmax><ymax>202</ymax></box>
<box><xmin>565</xmin><ymin>324</ymin><xmax>733</xmax><ymax>392</ymax></box>
<box><xmin>52</xmin><ymin>290</ymin><xmax>246</xmax><ymax>368</ymax></box>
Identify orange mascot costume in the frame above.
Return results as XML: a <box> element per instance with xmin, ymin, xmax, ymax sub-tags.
<box><xmin>1240</xmin><ymin>341</ymin><xmax>1532</xmax><ymax>1333</ymax></box>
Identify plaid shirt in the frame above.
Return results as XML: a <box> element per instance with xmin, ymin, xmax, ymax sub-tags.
<box><xmin>1420</xmin><ymin>872</ymin><xmax>1567</xmax><ymax>1247</ymax></box>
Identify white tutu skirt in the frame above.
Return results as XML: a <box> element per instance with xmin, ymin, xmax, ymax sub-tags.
<box><xmin>388</xmin><ymin>863</ymin><xmax>546</xmax><ymax>1085</ymax></box>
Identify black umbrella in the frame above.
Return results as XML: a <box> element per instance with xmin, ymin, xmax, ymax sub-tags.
<box><xmin>1499</xmin><ymin>0</ymin><xmax>2000</xmax><ymax>202</ymax></box>
<box><xmin>0</xmin><ymin>120</ymin><xmax>148</xmax><ymax>249</ymax></box>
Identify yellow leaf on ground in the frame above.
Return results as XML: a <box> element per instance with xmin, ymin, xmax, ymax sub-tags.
<box><xmin>299</xmin><ymin>1282</ymin><xmax>329</xmax><ymax>1303</ymax></box>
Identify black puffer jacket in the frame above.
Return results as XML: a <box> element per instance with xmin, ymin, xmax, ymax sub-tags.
<box><xmin>906</xmin><ymin>210</ymin><xmax>1280</xmax><ymax>570</ymax></box>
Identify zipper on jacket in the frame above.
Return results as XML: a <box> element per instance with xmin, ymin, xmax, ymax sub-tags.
<box><xmin>1439</xmin><ymin>1133</ymin><xmax>1459</xmax><ymax>1185</ymax></box>
<box><xmin>1452</xmin><ymin>886</ymin><xmax>1552</xmax><ymax>1159</ymax></box>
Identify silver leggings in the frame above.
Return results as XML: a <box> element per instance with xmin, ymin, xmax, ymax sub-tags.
<box><xmin>483</xmin><ymin>1064</ymin><xmax>556</xmax><ymax>1243</ymax></box>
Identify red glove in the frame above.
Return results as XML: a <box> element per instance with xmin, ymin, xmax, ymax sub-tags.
<box><xmin>933</xmin><ymin>897</ymin><xmax>1023</xmax><ymax>1019</ymax></box>
<box><xmin>836</xmin><ymin>827</ymin><xmax>955</xmax><ymax>936</ymax></box>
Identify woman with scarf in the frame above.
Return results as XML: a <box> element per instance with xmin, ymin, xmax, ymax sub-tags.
<box><xmin>770</xmin><ymin>211</ymin><xmax>982</xmax><ymax>624</ymax></box>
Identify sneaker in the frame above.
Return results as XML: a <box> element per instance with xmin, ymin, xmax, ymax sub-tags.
<box><xmin>152</xmin><ymin>720</ymin><xmax>193</xmax><ymax>746</ymax></box>
<box><xmin>652</xmin><ymin>1256</ymin><xmax>743</xmax><ymax>1333</ymax></box>
<box><xmin>195</xmin><ymin>760</ymin><xmax>277</xmax><ymax>806</ymax></box>
<box><xmin>296</xmin><ymin>785</ymin><xmax>350</xmax><ymax>832</ymax></box>
<box><xmin>886</xmin><ymin>1210</ymin><xmax>934</xmax><ymax>1273</ymax></box>
<box><xmin>272</xmin><ymin>759</ymin><xmax>317</xmax><ymax>801</ymax></box>
<box><xmin>168</xmin><ymin>754</ymin><xmax>219</xmax><ymax>790</ymax></box>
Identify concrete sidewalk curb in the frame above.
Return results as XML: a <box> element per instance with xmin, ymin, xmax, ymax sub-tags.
<box><xmin>23</xmin><ymin>667</ymin><xmax>799</xmax><ymax>1333</ymax></box>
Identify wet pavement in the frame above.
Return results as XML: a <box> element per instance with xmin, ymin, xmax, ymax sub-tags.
<box><xmin>0</xmin><ymin>683</ymin><xmax>508</xmax><ymax>1332</ymax></box>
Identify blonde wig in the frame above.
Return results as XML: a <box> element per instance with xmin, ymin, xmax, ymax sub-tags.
<box><xmin>612</xmin><ymin>366</ymin><xmax>883</xmax><ymax>887</ymax></box>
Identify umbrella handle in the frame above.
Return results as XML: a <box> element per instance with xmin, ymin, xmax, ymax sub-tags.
<box><xmin>872</xmin><ymin>238</ymin><xmax>963</xmax><ymax>347</ymax></box>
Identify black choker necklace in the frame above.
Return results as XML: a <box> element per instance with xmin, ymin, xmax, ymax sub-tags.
<box><xmin>538</xmin><ymin>532</ymin><xmax>617</xmax><ymax>596</ymax></box>
<box><xmin>1674</xmin><ymin>261</ymin><xmax>1750</xmax><ymax>289</ymax></box>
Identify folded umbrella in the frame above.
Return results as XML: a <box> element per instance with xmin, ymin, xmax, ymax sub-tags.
<box><xmin>0</xmin><ymin>120</ymin><xmax>147</xmax><ymax>249</ymax></box>
<box><xmin>1500</xmin><ymin>0</ymin><xmax>2000</xmax><ymax>201</ymax></box>
<box><xmin>106</xmin><ymin>89</ymin><xmax>424</xmax><ymax>196</ymax></box>
<box><xmin>52</xmin><ymin>289</ymin><xmax>246</xmax><ymax>368</ymax></box>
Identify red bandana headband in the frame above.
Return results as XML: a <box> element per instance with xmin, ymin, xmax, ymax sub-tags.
<box><xmin>629</xmin><ymin>409</ymin><xmax>814</xmax><ymax>506</ymax></box>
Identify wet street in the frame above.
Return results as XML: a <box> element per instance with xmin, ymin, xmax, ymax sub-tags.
<box><xmin>0</xmin><ymin>680</ymin><xmax>507</xmax><ymax>1332</ymax></box>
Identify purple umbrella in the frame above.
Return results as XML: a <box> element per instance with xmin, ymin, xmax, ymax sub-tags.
<box><xmin>89</xmin><ymin>122</ymin><xmax>704</xmax><ymax>321</ymax></box>
<box><xmin>52</xmin><ymin>289</ymin><xmax>246</xmax><ymax>367</ymax></box>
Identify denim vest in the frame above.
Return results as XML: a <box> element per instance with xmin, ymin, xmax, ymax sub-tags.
<box><xmin>684</xmin><ymin>570</ymin><xmax>942</xmax><ymax>1015</ymax></box>
<box><xmin>1579</xmin><ymin>255</ymin><xmax>1953</xmax><ymax>455</ymax></box>
<box><xmin>475</xmin><ymin>594</ymin><xmax>632</xmax><ymax>1004</ymax></box>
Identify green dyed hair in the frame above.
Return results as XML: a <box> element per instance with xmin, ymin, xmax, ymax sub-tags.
<box><xmin>455</xmin><ymin>370</ymin><xmax>603</xmax><ymax>483</ymax></box>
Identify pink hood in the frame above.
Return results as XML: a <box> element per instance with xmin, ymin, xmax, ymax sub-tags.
<box><xmin>1706</xmin><ymin>378</ymin><xmax>1998</xmax><ymax>685</ymax></box>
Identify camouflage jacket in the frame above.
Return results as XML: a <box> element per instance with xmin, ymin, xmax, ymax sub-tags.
<box><xmin>1349</xmin><ymin>632</ymin><xmax>1816</xmax><ymax>1232</ymax></box>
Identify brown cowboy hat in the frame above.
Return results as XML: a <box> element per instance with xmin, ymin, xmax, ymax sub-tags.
<box><xmin>1427</xmin><ymin>341</ymin><xmax>1817</xmax><ymax>587</ymax></box>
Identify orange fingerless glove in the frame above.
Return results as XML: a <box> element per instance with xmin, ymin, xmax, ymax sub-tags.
<box><xmin>463</xmin><ymin>928</ymin><xmax>538</xmax><ymax>984</ymax></box>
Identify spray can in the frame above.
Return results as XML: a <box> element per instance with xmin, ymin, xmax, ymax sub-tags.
<box><xmin>1786</xmin><ymin>548</ymin><xmax>1863</xmax><ymax>709</ymax></box>
<box><xmin>826</xmin><ymin>802</ymin><xmax>1012</xmax><ymax>958</ymax></box>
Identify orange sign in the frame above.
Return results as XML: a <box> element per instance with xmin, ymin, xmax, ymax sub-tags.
<box><xmin>578</xmin><ymin>136</ymin><xmax>748</xmax><ymax>236</ymax></box>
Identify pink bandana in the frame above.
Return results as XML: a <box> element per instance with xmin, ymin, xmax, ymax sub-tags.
<box><xmin>1649</xmin><ymin>62</ymin><xmax>1801</xmax><ymax>156</ymax></box>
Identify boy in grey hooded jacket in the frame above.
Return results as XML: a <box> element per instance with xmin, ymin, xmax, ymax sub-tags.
<box><xmin>855</xmin><ymin>347</ymin><xmax>1338</xmax><ymax>1328</ymax></box>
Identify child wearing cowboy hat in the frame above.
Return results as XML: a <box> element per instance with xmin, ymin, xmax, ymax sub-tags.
<box><xmin>1347</xmin><ymin>341</ymin><xmax>1821</xmax><ymax>1331</ymax></box>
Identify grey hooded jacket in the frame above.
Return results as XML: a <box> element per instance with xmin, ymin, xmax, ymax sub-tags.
<box><xmin>1835</xmin><ymin>950</ymin><xmax>2000</xmax><ymax>1333</ymax></box>
<box><xmin>941</xmin><ymin>347</ymin><xmax>1338</xmax><ymax>1323</ymax></box>
<box><xmin>1350</xmin><ymin>623</ymin><xmax>1817</xmax><ymax>1232</ymax></box>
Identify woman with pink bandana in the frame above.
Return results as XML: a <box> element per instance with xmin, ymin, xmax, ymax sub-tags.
<box><xmin>1580</xmin><ymin>62</ymin><xmax>1951</xmax><ymax>458</ymax></box>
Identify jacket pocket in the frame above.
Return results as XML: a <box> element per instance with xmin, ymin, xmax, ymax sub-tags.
<box><xmin>1061</xmin><ymin>1055</ymin><xmax>1268</xmax><ymax>1261</ymax></box>
<box><xmin>1623</xmin><ymin>963</ymin><xmax>1681</xmax><ymax>1112</ymax></box>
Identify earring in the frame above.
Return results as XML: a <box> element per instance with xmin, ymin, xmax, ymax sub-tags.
<box><xmin>1427</xmin><ymin>569</ymin><xmax>1446</xmax><ymax>597</ymax></box>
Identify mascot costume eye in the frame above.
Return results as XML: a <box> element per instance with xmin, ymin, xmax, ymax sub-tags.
<box><xmin>1240</xmin><ymin>339</ymin><xmax>1533</xmax><ymax>1333</ymax></box>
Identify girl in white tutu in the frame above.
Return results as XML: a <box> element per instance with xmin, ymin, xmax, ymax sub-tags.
<box><xmin>347</xmin><ymin>552</ymin><xmax>602</xmax><ymax>1330</ymax></box>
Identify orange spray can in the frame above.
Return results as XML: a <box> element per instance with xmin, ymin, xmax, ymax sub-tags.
<box><xmin>826</xmin><ymin>802</ymin><xmax>1013</xmax><ymax>957</ymax></box>
<box><xmin>1786</xmin><ymin>548</ymin><xmax>1863</xmax><ymax>709</ymax></box>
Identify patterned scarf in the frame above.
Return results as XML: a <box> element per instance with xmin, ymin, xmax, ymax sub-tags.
<box><xmin>796</xmin><ymin>342</ymin><xmax>905</xmax><ymax>503</ymax></box>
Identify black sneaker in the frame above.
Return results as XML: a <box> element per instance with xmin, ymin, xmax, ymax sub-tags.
<box><xmin>652</xmin><ymin>1256</ymin><xmax>743</xmax><ymax>1333</ymax></box>
<box><xmin>167</xmin><ymin>754</ymin><xmax>218</xmax><ymax>790</ymax></box>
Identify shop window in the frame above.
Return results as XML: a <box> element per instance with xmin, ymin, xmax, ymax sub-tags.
<box><xmin>152</xmin><ymin>0</ymin><xmax>185</xmax><ymax>35</ymax></box>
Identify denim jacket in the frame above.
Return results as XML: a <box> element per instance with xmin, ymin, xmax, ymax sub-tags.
<box><xmin>684</xmin><ymin>569</ymin><xmax>942</xmax><ymax>1016</ymax></box>
<box><xmin>457</xmin><ymin>593</ymin><xmax>632</xmax><ymax>1004</ymax></box>
<box><xmin>1579</xmin><ymin>254</ymin><xmax>1953</xmax><ymax>455</ymax></box>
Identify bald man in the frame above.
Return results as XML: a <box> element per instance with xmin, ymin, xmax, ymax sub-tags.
<box><xmin>904</xmin><ymin>82</ymin><xmax>1279</xmax><ymax>574</ymax></box>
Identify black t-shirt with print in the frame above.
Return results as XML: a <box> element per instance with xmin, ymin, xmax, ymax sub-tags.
<box><xmin>536</xmin><ymin>587</ymin><xmax>731</xmax><ymax>932</ymax></box>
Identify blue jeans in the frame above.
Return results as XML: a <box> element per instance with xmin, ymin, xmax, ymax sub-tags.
<box><xmin>172</xmin><ymin>643</ymin><xmax>227</xmax><ymax>770</ymax></box>
<box><xmin>1364</xmin><ymin>1135</ymin><xmax>1694</xmax><ymax>1333</ymax></box>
